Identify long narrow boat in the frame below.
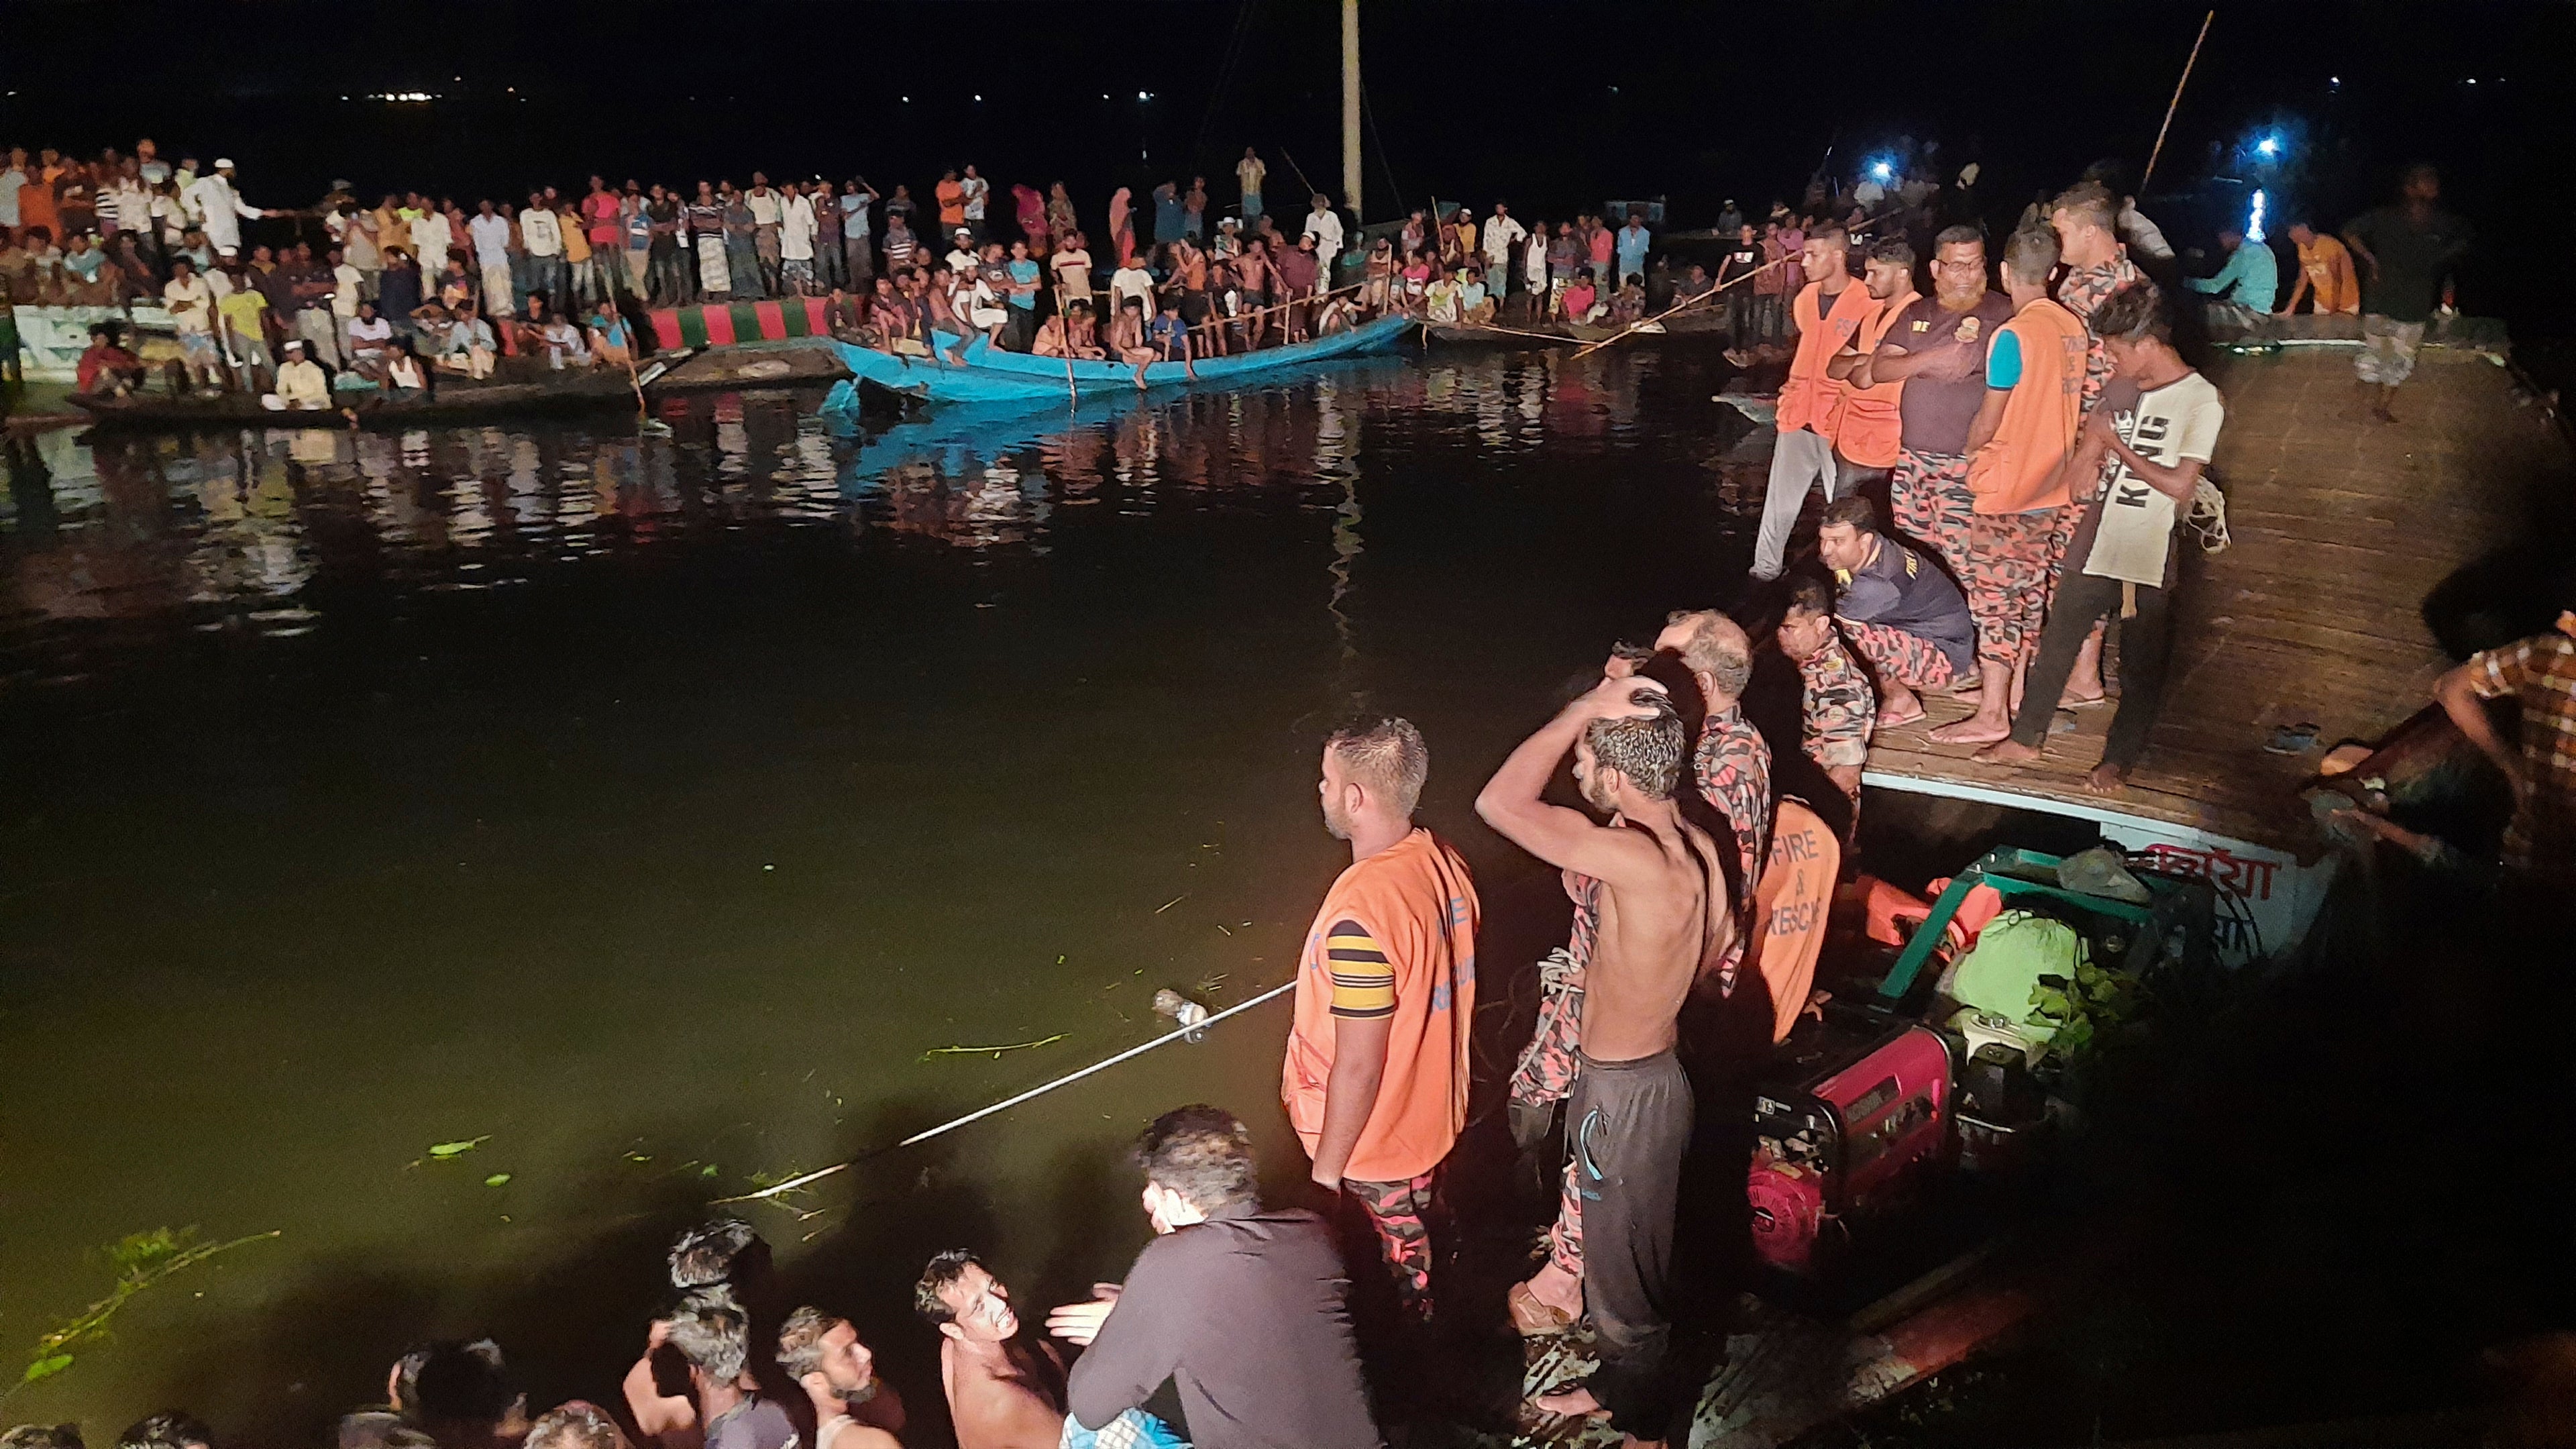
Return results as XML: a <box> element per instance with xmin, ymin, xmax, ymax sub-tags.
<box><xmin>825</xmin><ymin>313</ymin><xmax>1411</xmax><ymax>408</ymax></box>
<box><xmin>70</xmin><ymin>364</ymin><xmax>668</xmax><ymax>433</ymax></box>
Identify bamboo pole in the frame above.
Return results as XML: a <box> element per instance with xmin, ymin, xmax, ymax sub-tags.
<box><xmin>1568</xmin><ymin>249</ymin><xmax>1801</xmax><ymax>359</ymax></box>
<box><xmin>2141</xmin><ymin>11</ymin><xmax>2216</xmax><ymax>193</ymax></box>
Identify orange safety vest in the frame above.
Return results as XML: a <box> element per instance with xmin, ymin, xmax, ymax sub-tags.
<box><xmin>1282</xmin><ymin>828</ymin><xmax>1481</xmax><ymax>1183</ymax></box>
<box><xmin>1835</xmin><ymin>290</ymin><xmax>1917</xmax><ymax>469</ymax></box>
<box><xmin>1965</xmin><ymin>297</ymin><xmax>2088</xmax><ymax>515</ymax></box>
<box><xmin>1749</xmin><ymin>800</ymin><xmax>1839</xmax><ymax>1044</ymax></box>
<box><xmin>1776</xmin><ymin>279</ymin><xmax>1882</xmax><ymax>441</ymax></box>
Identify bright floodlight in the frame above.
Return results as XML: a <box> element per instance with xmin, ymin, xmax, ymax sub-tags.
<box><xmin>2255</xmin><ymin>135</ymin><xmax>2281</xmax><ymax>157</ymax></box>
<box><xmin>1869</xmin><ymin>161</ymin><xmax>1893</xmax><ymax>181</ymax></box>
<box><xmin>2247</xmin><ymin>189</ymin><xmax>2268</xmax><ymax>244</ymax></box>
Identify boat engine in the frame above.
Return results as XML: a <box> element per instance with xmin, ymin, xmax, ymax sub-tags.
<box><xmin>1749</xmin><ymin>1015</ymin><xmax>1953</xmax><ymax>1274</ymax></box>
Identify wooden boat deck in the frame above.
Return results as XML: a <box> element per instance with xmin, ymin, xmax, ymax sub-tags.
<box><xmin>1862</xmin><ymin>341</ymin><xmax>2561</xmax><ymax>859</ymax></box>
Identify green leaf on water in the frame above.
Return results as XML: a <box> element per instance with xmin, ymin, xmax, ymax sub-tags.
<box><xmin>23</xmin><ymin>1353</ymin><xmax>74</xmax><ymax>1384</ymax></box>
<box><xmin>484</xmin><ymin>1173</ymin><xmax>512</xmax><ymax>1188</ymax></box>
<box><xmin>428</xmin><ymin>1136</ymin><xmax>491</xmax><ymax>1159</ymax></box>
<box><xmin>699</xmin><ymin>1165</ymin><xmax>719</xmax><ymax>1180</ymax></box>
<box><xmin>625</xmin><ymin>1152</ymin><xmax>652</xmax><ymax>1163</ymax></box>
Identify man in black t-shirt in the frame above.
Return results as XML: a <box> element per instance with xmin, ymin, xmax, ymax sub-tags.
<box><xmin>1717</xmin><ymin>223</ymin><xmax>1764</xmax><ymax>341</ymax></box>
<box><xmin>2342</xmin><ymin>164</ymin><xmax>2471</xmax><ymax>423</ymax></box>
<box><xmin>1047</xmin><ymin>1107</ymin><xmax>1377</xmax><ymax>1449</ymax></box>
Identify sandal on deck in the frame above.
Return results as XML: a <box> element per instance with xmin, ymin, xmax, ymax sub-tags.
<box><xmin>1508</xmin><ymin>1281</ymin><xmax>1577</xmax><ymax>1338</ymax></box>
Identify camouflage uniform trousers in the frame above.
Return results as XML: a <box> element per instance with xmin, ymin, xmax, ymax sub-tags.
<box><xmin>1839</xmin><ymin>617</ymin><xmax>1960</xmax><ymax>692</ymax></box>
<box><xmin>1344</xmin><ymin>1169</ymin><xmax>1441</xmax><ymax>1322</ymax></box>
<box><xmin>1890</xmin><ymin>447</ymin><xmax>1974</xmax><ymax>582</ymax></box>
<box><xmin>1963</xmin><ymin>504</ymin><xmax>2078</xmax><ymax>669</ymax></box>
<box><xmin>1507</xmin><ymin>947</ymin><xmax>1589</xmax><ymax>1279</ymax></box>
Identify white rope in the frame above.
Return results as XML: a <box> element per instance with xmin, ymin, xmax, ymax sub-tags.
<box><xmin>713</xmin><ymin>978</ymin><xmax>1297</xmax><ymax>1204</ymax></box>
<box><xmin>2187</xmin><ymin>476</ymin><xmax>2232</xmax><ymax>554</ymax></box>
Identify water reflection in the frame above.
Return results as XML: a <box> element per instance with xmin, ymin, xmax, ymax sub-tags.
<box><xmin>2</xmin><ymin>347</ymin><xmax>1709</xmax><ymax>650</ymax></box>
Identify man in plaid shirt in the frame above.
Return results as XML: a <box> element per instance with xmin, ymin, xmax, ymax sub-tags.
<box><xmin>2437</xmin><ymin>612</ymin><xmax>2576</xmax><ymax>886</ymax></box>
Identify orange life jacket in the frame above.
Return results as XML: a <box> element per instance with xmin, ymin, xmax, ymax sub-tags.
<box><xmin>1966</xmin><ymin>297</ymin><xmax>2088</xmax><ymax>515</ymax></box>
<box><xmin>1749</xmin><ymin>800</ymin><xmax>1840</xmax><ymax>1044</ymax></box>
<box><xmin>1776</xmin><ymin>279</ymin><xmax>1882</xmax><ymax>441</ymax></box>
<box><xmin>1282</xmin><ymin>828</ymin><xmax>1481</xmax><ymax>1183</ymax></box>
<box><xmin>1835</xmin><ymin>291</ymin><xmax>1917</xmax><ymax>469</ymax></box>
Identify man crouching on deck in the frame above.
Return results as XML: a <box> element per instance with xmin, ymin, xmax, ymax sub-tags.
<box><xmin>1477</xmin><ymin>675</ymin><xmax>1731</xmax><ymax>1448</ymax></box>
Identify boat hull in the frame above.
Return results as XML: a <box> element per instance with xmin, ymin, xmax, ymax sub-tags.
<box><xmin>825</xmin><ymin>313</ymin><xmax>1412</xmax><ymax>407</ymax></box>
<box><xmin>69</xmin><ymin>368</ymin><xmax>659</xmax><ymax>433</ymax></box>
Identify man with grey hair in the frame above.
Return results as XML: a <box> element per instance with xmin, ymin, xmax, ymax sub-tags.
<box><xmin>1654</xmin><ymin>608</ymin><xmax>1773</xmax><ymax>995</ymax></box>
<box><xmin>625</xmin><ymin>1302</ymin><xmax>798</xmax><ymax>1449</ymax></box>
<box><xmin>1283</xmin><ymin>714</ymin><xmax>1480</xmax><ymax>1326</ymax></box>
<box><xmin>1479</xmin><ymin>674</ymin><xmax>1728</xmax><ymax>1446</ymax></box>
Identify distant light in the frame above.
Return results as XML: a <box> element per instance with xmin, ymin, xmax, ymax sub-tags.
<box><xmin>2330</xmin><ymin>76</ymin><xmax>2340</xmax><ymax>84</ymax></box>
<box><xmin>973</xmin><ymin>94</ymin><xmax>983</xmax><ymax>101</ymax></box>
<box><xmin>2247</xmin><ymin>189</ymin><xmax>2268</xmax><ymax>245</ymax></box>
<box><xmin>370</xmin><ymin>92</ymin><xmax>438</xmax><ymax>103</ymax></box>
<box><xmin>1138</xmin><ymin>91</ymin><xmax>1150</xmax><ymax>100</ymax></box>
<box><xmin>1869</xmin><ymin>161</ymin><xmax>1893</xmax><ymax>182</ymax></box>
<box><xmin>2466</xmin><ymin>78</ymin><xmax>2477</xmax><ymax>85</ymax></box>
<box><xmin>901</xmin><ymin>95</ymin><xmax>910</xmax><ymax>102</ymax></box>
<box><xmin>2255</xmin><ymin>135</ymin><xmax>2280</xmax><ymax>157</ymax></box>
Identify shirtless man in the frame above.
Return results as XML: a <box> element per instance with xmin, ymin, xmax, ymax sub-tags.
<box><xmin>775</xmin><ymin>1308</ymin><xmax>904</xmax><ymax>1449</ymax></box>
<box><xmin>1478</xmin><ymin>674</ymin><xmax>1729</xmax><ymax>1449</ymax></box>
<box><xmin>916</xmin><ymin>1250</ymin><xmax>1071</xmax><ymax>1449</ymax></box>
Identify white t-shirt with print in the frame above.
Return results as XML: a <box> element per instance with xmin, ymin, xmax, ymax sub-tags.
<box><xmin>2084</xmin><ymin>370</ymin><xmax>2224</xmax><ymax>587</ymax></box>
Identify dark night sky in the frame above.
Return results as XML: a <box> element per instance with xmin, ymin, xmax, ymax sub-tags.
<box><xmin>6</xmin><ymin>0</ymin><xmax>2567</xmax><ymax>329</ymax></box>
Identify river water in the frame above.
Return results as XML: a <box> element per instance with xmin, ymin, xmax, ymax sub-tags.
<box><xmin>0</xmin><ymin>347</ymin><xmax>1773</xmax><ymax>1441</ymax></box>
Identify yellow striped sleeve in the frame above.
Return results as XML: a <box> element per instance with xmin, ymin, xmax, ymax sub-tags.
<box><xmin>1324</xmin><ymin>919</ymin><xmax>1395</xmax><ymax>1019</ymax></box>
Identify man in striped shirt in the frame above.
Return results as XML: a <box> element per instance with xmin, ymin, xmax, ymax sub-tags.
<box><xmin>1282</xmin><ymin>716</ymin><xmax>1480</xmax><ymax>1326</ymax></box>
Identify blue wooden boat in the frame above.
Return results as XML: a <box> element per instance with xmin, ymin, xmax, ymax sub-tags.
<box><xmin>823</xmin><ymin>313</ymin><xmax>1412</xmax><ymax>409</ymax></box>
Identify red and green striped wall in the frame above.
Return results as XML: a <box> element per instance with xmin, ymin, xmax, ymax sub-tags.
<box><xmin>649</xmin><ymin>297</ymin><xmax>834</xmax><ymax>352</ymax></box>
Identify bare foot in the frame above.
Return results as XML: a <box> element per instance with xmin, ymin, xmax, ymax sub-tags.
<box><xmin>1974</xmin><ymin>739</ymin><xmax>2043</xmax><ymax>765</ymax></box>
<box><xmin>1876</xmin><ymin>702</ymin><xmax>1926</xmax><ymax>729</ymax></box>
<box><xmin>1532</xmin><ymin>1386</ymin><xmax>1609</xmax><ymax>1418</ymax></box>
<box><xmin>2083</xmin><ymin>762</ymin><xmax>2130</xmax><ymax>794</ymax></box>
<box><xmin>1927</xmin><ymin>716</ymin><xmax>2011</xmax><ymax>746</ymax></box>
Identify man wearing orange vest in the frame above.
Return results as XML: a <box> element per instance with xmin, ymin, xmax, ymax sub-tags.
<box><xmin>1823</xmin><ymin>236</ymin><xmax>1921</xmax><ymax>496</ymax></box>
<box><xmin>1751</xmin><ymin>225</ymin><xmax>1883</xmax><ymax>581</ymax></box>
<box><xmin>1933</xmin><ymin>223</ymin><xmax>2091</xmax><ymax>747</ymax></box>
<box><xmin>1283</xmin><ymin>715</ymin><xmax>1480</xmax><ymax>1326</ymax></box>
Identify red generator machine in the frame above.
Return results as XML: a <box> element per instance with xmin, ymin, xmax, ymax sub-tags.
<box><xmin>1748</xmin><ymin>1015</ymin><xmax>1955</xmax><ymax>1275</ymax></box>
<box><xmin>1745</xmin><ymin>847</ymin><xmax>2214</xmax><ymax>1277</ymax></box>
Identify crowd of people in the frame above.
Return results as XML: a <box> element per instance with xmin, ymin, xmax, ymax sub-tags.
<box><xmin>0</xmin><ymin>124</ymin><xmax>2516</xmax><ymax>1448</ymax></box>
<box><xmin>0</xmin><ymin>140</ymin><xmax>1712</xmax><ymax>397</ymax></box>
<box><xmin>1742</xmin><ymin>162</ymin><xmax>2471</xmax><ymax>795</ymax></box>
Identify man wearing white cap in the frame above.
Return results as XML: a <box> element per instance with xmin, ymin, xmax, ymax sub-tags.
<box><xmin>186</xmin><ymin>160</ymin><xmax>274</xmax><ymax>259</ymax></box>
<box><xmin>272</xmin><ymin>338</ymin><xmax>332</xmax><ymax>409</ymax></box>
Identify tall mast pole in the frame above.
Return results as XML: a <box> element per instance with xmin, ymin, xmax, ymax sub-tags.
<box><xmin>1341</xmin><ymin>0</ymin><xmax>1362</xmax><ymax>225</ymax></box>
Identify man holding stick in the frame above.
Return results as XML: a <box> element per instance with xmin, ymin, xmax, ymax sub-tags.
<box><xmin>1478</xmin><ymin>675</ymin><xmax>1730</xmax><ymax>1448</ymax></box>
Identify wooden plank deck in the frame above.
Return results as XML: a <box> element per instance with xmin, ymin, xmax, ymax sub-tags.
<box><xmin>1863</xmin><ymin>341</ymin><xmax>2562</xmax><ymax>857</ymax></box>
